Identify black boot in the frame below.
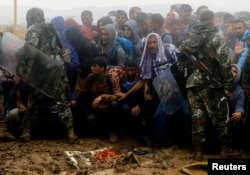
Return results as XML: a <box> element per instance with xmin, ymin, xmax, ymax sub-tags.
<box><xmin>20</xmin><ymin>119</ymin><xmax>31</xmax><ymax>142</ymax></box>
<box><xmin>191</xmin><ymin>143</ymin><xmax>204</xmax><ymax>161</ymax></box>
<box><xmin>0</xmin><ymin>120</ymin><xmax>16</xmax><ymax>140</ymax></box>
<box><xmin>220</xmin><ymin>143</ymin><xmax>241</xmax><ymax>158</ymax></box>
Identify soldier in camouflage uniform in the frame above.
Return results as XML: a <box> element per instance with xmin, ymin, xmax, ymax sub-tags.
<box><xmin>17</xmin><ymin>8</ymin><xmax>77</xmax><ymax>143</ymax></box>
<box><xmin>178</xmin><ymin>10</ymin><xmax>234</xmax><ymax>160</ymax></box>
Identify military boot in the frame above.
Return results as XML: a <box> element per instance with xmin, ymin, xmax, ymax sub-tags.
<box><xmin>67</xmin><ymin>127</ymin><xmax>78</xmax><ymax>144</ymax></box>
<box><xmin>191</xmin><ymin>143</ymin><xmax>204</xmax><ymax>161</ymax></box>
<box><xmin>20</xmin><ymin>123</ymin><xmax>31</xmax><ymax>142</ymax></box>
<box><xmin>0</xmin><ymin>120</ymin><xmax>16</xmax><ymax>140</ymax></box>
<box><xmin>220</xmin><ymin>144</ymin><xmax>240</xmax><ymax>158</ymax></box>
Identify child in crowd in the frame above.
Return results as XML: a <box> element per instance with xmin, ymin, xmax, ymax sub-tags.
<box><xmin>118</xmin><ymin>59</ymin><xmax>152</xmax><ymax>146</ymax></box>
<box><xmin>228</xmin><ymin>64</ymin><xmax>246</xmax><ymax>150</ymax></box>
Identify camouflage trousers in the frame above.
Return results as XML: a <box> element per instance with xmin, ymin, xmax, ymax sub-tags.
<box><xmin>23</xmin><ymin>83</ymin><xmax>73</xmax><ymax>132</ymax></box>
<box><xmin>187</xmin><ymin>87</ymin><xmax>229</xmax><ymax>144</ymax></box>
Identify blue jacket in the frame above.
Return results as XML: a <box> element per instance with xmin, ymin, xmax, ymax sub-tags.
<box><xmin>51</xmin><ymin>16</ymin><xmax>80</xmax><ymax>69</ymax></box>
<box><xmin>237</xmin><ymin>29</ymin><xmax>250</xmax><ymax>71</ymax></box>
<box><xmin>231</xmin><ymin>64</ymin><xmax>246</xmax><ymax>122</ymax></box>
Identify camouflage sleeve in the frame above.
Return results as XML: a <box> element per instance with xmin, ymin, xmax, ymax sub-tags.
<box><xmin>25</xmin><ymin>31</ymin><xmax>40</xmax><ymax>48</ymax></box>
<box><xmin>213</xmin><ymin>34</ymin><xmax>233</xmax><ymax>91</ymax></box>
<box><xmin>25</xmin><ymin>25</ymin><xmax>41</xmax><ymax>48</ymax></box>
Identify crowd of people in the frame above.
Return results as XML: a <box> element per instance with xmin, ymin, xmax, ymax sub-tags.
<box><xmin>0</xmin><ymin>3</ymin><xmax>250</xmax><ymax>161</ymax></box>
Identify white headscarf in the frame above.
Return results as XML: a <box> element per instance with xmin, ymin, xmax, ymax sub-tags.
<box><xmin>140</xmin><ymin>33</ymin><xmax>168</xmax><ymax>79</ymax></box>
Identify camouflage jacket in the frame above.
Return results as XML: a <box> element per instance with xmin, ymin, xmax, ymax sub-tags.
<box><xmin>26</xmin><ymin>22</ymin><xmax>70</xmax><ymax>64</ymax></box>
<box><xmin>179</xmin><ymin>23</ymin><xmax>233</xmax><ymax>91</ymax></box>
<box><xmin>18</xmin><ymin>22</ymin><xmax>70</xmax><ymax>99</ymax></box>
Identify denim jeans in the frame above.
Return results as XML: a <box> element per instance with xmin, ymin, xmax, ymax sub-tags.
<box><xmin>154</xmin><ymin>100</ymin><xmax>192</xmax><ymax>147</ymax></box>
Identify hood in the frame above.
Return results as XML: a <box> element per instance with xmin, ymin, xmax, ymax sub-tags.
<box><xmin>51</xmin><ymin>16</ymin><xmax>65</xmax><ymax>35</ymax></box>
<box><xmin>232</xmin><ymin>64</ymin><xmax>241</xmax><ymax>87</ymax></box>
<box><xmin>65</xmin><ymin>18</ymin><xmax>79</xmax><ymax>27</ymax></box>
<box><xmin>123</xmin><ymin>20</ymin><xmax>141</xmax><ymax>44</ymax></box>
<box><xmin>101</xmin><ymin>24</ymin><xmax>116</xmax><ymax>51</ymax></box>
<box><xmin>96</xmin><ymin>16</ymin><xmax>113</xmax><ymax>33</ymax></box>
<box><xmin>26</xmin><ymin>7</ymin><xmax>45</xmax><ymax>28</ymax></box>
<box><xmin>64</xmin><ymin>18</ymin><xmax>93</xmax><ymax>41</ymax></box>
<box><xmin>65</xmin><ymin>25</ymin><xmax>83</xmax><ymax>48</ymax></box>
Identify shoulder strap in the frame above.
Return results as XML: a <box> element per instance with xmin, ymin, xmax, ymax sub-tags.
<box><xmin>161</xmin><ymin>32</ymin><xmax>170</xmax><ymax>41</ymax></box>
<box><xmin>108</xmin><ymin>45</ymin><xmax>121</xmax><ymax>65</ymax></box>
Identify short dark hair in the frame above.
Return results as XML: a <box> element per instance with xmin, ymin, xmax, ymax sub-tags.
<box><xmin>200</xmin><ymin>10</ymin><xmax>215</xmax><ymax>22</ymax></box>
<box><xmin>129</xmin><ymin>7</ymin><xmax>141</xmax><ymax>16</ymax></box>
<box><xmin>231</xmin><ymin>19</ymin><xmax>246</xmax><ymax>27</ymax></box>
<box><xmin>180</xmin><ymin>4</ymin><xmax>193</xmax><ymax>12</ymax></box>
<box><xmin>117</xmin><ymin>10</ymin><xmax>128</xmax><ymax>19</ymax></box>
<box><xmin>108</xmin><ymin>10</ymin><xmax>118</xmax><ymax>17</ymax></box>
<box><xmin>136</xmin><ymin>12</ymin><xmax>147</xmax><ymax>25</ymax></box>
<box><xmin>196</xmin><ymin>5</ymin><xmax>209</xmax><ymax>17</ymax></box>
<box><xmin>81</xmin><ymin>10</ymin><xmax>93</xmax><ymax>18</ymax></box>
<box><xmin>92</xmin><ymin>56</ymin><xmax>107</xmax><ymax>70</ymax></box>
<box><xmin>124</xmin><ymin>59</ymin><xmax>138</xmax><ymax>69</ymax></box>
<box><xmin>232</xmin><ymin>18</ymin><xmax>245</xmax><ymax>24</ymax></box>
<box><xmin>168</xmin><ymin>18</ymin><xmax>181</xmax><ymax>26</ymax></box>
<box><xmin>215</xmin><ymin>11</ymin><xmax>225</xmax><ymax>18</ymax></box>
<box><xmin>223</xmin><ymin>12</ymin><xmax>234</xmax><ymax>22</ymax></box>
<box><xmin>150</xmin><ymin>13</ymin><xmax>164</xmax><ymax>26</ymax></box>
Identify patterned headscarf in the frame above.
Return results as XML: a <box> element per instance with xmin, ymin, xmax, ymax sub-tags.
<box><xmin>140</xmin><ymin>33</ymin><xmax>168</xmax><ymax>79</ymax></box>
<box><xmin>26</xmin><ymin>8</ymin><xmax>45</xmax><ymax>28</ymax></box>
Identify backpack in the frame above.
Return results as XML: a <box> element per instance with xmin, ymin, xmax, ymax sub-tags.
<box><xmin>107</xmin><ymin>66</ymin><xmax>124</xmax><ymax>83</ymax></box>
<box><xmin>109</xmin><ymin>37</ymin><xmax>135</xmax><ymax>64</ymax></box>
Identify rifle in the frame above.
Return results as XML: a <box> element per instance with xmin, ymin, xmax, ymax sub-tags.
<box><xmin>182</xmin><ymin>50</ymin><xmax>220</xmax><ymax>85</ymax></box>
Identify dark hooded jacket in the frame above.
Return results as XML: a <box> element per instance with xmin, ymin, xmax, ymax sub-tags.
<box><xmin>51</xmin><ymin>16</ymin><xmax>80</xmax><ymax>100</ymax></box>
<box><xmin>98</xmin><ymin>24</ymin><xmax>126</xmax><ymax>67</ymax></box>
<box><xmin>65</xmin><ymin>25</ymin><xmax>98</xmax><ymax>79</ymax></box>
<box><xmin>123</xmin><ymin>20</ymin><xmax>142</xmax><ymax>64</ymax></box>
<box><xmin>51</xmin><ymin>16</ymin><xmax>80</xmax><ymax>69</ymax></box>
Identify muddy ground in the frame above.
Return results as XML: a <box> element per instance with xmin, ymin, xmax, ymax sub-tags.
<box><xmin>0</xmin><ymin>135</ymin><xmax>201</xmax><ymax>175</ymax></box>
<box><xmin>1</xmin><ymin>128</ymin><xmax>250</xmax><ymax>175</ymax></box>
<box><xmin>0</xmin><ymin>102</ymin><xmax>249</xmax><ymax>175</ymax></box>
